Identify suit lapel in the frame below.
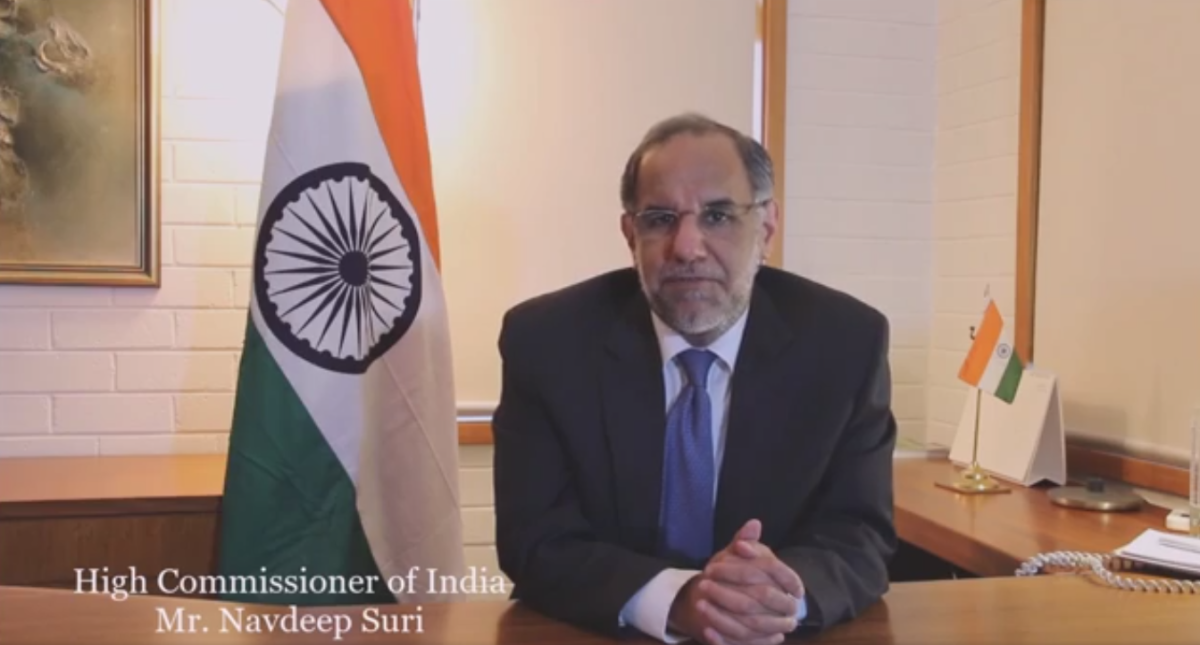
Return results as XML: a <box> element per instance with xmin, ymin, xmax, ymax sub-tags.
<box><xmin>601</xmin><ymin>294</ymin><xmax>666</xmax><ymax>554</ymax></box>
<box><xmin>714</xmin><ymin>283</ymin><xmax>800</xmax><ymax>543</ymax></box>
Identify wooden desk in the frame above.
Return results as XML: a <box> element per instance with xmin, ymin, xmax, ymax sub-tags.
<box><xmin>893</xmin><ymin>458</ymin><xmax>1169</xmax><ymax>576</ymax></box>
<box><xmin>2</xmin><ymin>575</ymin><xmax>1197</xmax><ymax>644</ymax></box>
<box><xmin>0</xmin><ymin>454</ymin><xmax>1175</xmax><ymax>590</ymax></box>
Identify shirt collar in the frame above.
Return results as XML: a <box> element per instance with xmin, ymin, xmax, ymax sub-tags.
<box><xmin>650</xmin><ymin>307</ymin><xmax>749</xmax><ymax>372</ymax></box>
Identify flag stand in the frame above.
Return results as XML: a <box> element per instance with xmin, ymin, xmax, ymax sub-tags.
<box><xmin>937</xmin><ymin>322</ymin><xmax>1011</xmax><ymax>495</ymax></box>
<box><xmin>936</xmin><ymin>388</ymin><xmax>1009</xmax><ymax>494</ymax></box>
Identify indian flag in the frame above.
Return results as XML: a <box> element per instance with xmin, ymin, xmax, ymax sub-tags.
<box><xmin>958</xmin><ymin>299</ymin><xmax>1024</xmax><ymax>403</ymax></box>
<box><xmin>217</xmin><ymin>0</ymin><xmax>464</xmax><ymax>605</ymax></box>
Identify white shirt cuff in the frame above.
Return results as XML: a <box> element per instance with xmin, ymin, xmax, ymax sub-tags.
<box><xmin>618</xmin><ymin>571</ymin><xmax>808</xmax><ymax>641</ymax></box>
<box><xmin>618</xmin><ymin>568</ymin><xmax>699</xmax><ymax>643</ymax></box>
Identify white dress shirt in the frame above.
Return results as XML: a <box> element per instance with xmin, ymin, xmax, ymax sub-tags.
<box><xmin>617</xmin><ymin>309</ymin><xmax>806</xmax><ymax>641</ymax></box>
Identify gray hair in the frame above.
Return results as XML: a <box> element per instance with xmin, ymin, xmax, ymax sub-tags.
<box><xmin>619</xmin><ymin>113</ymin><xmax>775</xmax><ymax>212</ymax></box>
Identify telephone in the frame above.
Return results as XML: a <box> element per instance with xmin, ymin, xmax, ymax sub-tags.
<box><xmin>1015</xmin><ymin>528</ymin><xmax>1200</xmax><ymax>594</ymax></box>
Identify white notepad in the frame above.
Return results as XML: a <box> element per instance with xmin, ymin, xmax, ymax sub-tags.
<box><xmin>1114</xmin><ymin>529</ymin><xmax>1200</xmax><ymax>576</ymax></box>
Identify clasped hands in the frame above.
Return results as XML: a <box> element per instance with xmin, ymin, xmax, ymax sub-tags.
<box><xmin>668</xmin><ymin>520</ymin><xmax>803</xmax><ymax>645</ymax></box>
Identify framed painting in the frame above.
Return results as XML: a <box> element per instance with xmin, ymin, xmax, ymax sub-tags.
<box><xmin>0</xmin><ymin>0</ymin><xmax>159</xmax><ymax>286</ymax></box>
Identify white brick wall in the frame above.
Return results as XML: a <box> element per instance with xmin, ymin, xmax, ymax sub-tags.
<box><xmin>0</xmin><ymin>0</ymin><xmax>500</xmax><ymax>582</ymax></box>
<box><xmin>927</xmin><ymin>0</ymin><xmax>1022</xmax><ymax>446</ymax></box>
<box><xmin>0</xmin><ymin>0</ymin><xmax>280</xmax><ymax>457</ymax></box>
<box><xmin>783</xmin><ymin>0</ymin><xmax>938</xmax><ymax>444</ymax></box>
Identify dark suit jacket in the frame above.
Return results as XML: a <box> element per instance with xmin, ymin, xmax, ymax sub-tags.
<box><xmin>492</xmin><ymin>266</ymin><xmax>897</xmax><ymax>638</ymax></box>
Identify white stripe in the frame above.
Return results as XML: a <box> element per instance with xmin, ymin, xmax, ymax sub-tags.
<box><xmin>976</xmin><ymin>324</ymin><xmax>1014</xmax><ymax>394</ymax></box>
<box><xmin>248</xmin><ymin>0</ymin><xmax>463</xmax><ymax>595</ymax></box>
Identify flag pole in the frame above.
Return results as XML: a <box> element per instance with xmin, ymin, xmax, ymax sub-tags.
<box><xmin>971</xmin><ymin>386</ymin><xmax>983</xmax><ymax>467</ymax></box>
<box><xmin>937</xmin><ymin>326</ymin><xmax>1009</xmax><ymax>495</ymax></box>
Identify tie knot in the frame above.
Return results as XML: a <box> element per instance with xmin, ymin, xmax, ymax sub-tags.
<box><xmin>676</xmin><ymin>349</ymin><xmax>717</xmax><ymax>389</ymax></box>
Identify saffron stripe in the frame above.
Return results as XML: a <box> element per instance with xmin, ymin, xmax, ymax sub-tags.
<box><xmin>958</xmin><ymin>301</ymin><xmax>1003</xmax><ymax>385</ymax></box>
<box><xmin>319</xmin><ymin>0</ymin><xmax>441</xmax><ymax>266</ymax></box>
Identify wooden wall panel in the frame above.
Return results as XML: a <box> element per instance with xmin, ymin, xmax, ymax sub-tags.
<box><xmin>0</xmin><ymin>512</ymin><xmax>219</xmax><ymax>598</ymax></box>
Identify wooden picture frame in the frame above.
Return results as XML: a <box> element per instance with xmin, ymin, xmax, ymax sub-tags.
<box><xmin>0</xmin><ymin>0</ymin><xmax>160</xmax><ymax>286</ymax></box>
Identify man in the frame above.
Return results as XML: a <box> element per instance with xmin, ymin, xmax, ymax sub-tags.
<box><xmin>492</xmin><ymin>113</ymin><xmax>896</xmax><ymax>644</ymax></box>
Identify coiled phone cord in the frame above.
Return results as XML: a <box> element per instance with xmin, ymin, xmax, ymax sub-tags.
<box><xmin>1015</xmin><ymin>551</ymin><xmax>1200</xmax><ymax>594</ymax></box>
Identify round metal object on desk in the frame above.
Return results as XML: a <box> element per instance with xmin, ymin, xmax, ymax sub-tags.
<box><xmin>1049</xmin><ymin>477</ymin><xmax>1144</xmax><ymax>511</ymax></box>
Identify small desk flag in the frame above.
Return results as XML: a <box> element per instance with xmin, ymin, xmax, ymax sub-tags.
<box><xmin>958</xmin><ymin>299</ymin><xmax>1024</xmax><ymax>403</ymax></box>
<box><xmin>217</xmin><ymin>0</ymin><xmax>464</xmax><ymax>605</ymax></box>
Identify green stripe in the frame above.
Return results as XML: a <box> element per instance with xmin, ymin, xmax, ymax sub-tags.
<box><xmin>993</xmin><ymin>353</ymin><xmax>1024</xmax><ymax>403</ymax></box>
<box><xmin>217</xmin><ymin>321</ymin><xmax>394</xmax><ymax>606</ymax></box>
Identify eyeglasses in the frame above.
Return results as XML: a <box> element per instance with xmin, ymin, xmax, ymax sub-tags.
<box><xmin>628</xmin><ymin>199</ymin><xmax>769</xmax><ymax>239</ymax></box>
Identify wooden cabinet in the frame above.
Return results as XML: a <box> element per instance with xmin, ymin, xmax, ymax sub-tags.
<box><xmin>0</xmin><ymin>455</ymin><xmax>225</xmax><ymax>597</ymax></box>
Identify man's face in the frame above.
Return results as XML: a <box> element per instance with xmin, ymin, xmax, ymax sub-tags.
<box><xmin>621</xmin><ymin>132</ymin><xmax>777</xmax><ymax>343</ymax></box>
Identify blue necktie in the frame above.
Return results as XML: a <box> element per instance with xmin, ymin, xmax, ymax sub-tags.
<box><xmin>658</xmin><ymin>348</ymin><xmax>718</xmax><ymax>564</ymax></box>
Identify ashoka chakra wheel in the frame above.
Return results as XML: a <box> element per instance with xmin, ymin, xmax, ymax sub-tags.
<box><xmin>253</xmin><ymin>162</ymin><xmax>423</xmax><ymax>374</ymax></box>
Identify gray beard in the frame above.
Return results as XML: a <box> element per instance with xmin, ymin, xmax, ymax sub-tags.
<box><xmin>639</xmin><ymin>252</ymin><xmax>760</xmax><ymax>344</ymax></box>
